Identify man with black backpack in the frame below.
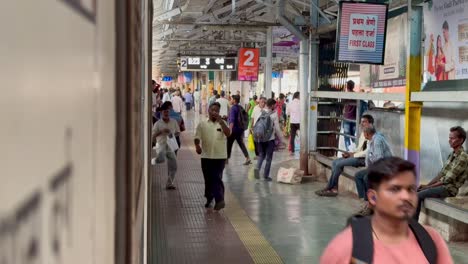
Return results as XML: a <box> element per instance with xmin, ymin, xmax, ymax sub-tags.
<box><xmin>320</xmin><ymin>157</ymin><xmax>453</xmax><ymax>264</ymax></box>
<box><xmin>253</xmin><ymin>99</ymin><xmax>288</xmax><ymax>181</ymax></box>
<box><xmin>226</xmin><ymin>95</ymin><xmax>251</xmax><ymax>165</ymax></box>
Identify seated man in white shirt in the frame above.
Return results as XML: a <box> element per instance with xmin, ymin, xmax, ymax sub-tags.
<box><xmin>316</xmin><ymin>114</ymin><xmax>374</xmax><ymax>196</ymax></box>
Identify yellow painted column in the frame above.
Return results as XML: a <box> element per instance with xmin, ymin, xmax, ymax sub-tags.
<box><xmin>404</xmin><ymin>5</ymin><xmax>423</xmax><ymax>181</ymax></box>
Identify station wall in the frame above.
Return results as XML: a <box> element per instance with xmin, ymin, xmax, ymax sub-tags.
<box><xmin>0</xmin><ymin>1</ymin><xmax>117</xmax><ymax>263</ymax></box>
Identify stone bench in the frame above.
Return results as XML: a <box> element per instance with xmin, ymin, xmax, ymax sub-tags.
<box><xmin>420</xmin><ymin>197</ymin><xmax>468</xmax><ymax>241</ymax></box>
<box><xmin>312</xmin><ymin>153</ymin><xmax>468</xmax><ymax>242</ymax></box>
<box><xmin>313</xmin><ymin>153</ymin><xmax>363</xmax><ymax>196</ymax></box>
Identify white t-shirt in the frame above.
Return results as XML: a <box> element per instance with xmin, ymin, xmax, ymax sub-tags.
<box><xmin>216</xmin><ymin>97</ymin><xmax>230</xmax><ymax>117</ymax></box>
<box><xmin>286</xmin><ymin>98</ymin><xmax>300</xmax><ymax>124</ymax></box>
<box><xmin>152</xmin><ymin>118</ymin><xmax>180</xmax><ymax>145</ymax></box>
<box><xmin>162</xmin><ymin>92</ymin><xmax>172</xmax><ymax>102</ymax></box>
<box><xmin>194</xmin><ymin>91</ymin><xmax>200</xmax><ymax>102</ymax></box>
<box><xmin>171</xmin><ymin>96</ymin><xmax>184</xmax><ymax>113</ymax></box>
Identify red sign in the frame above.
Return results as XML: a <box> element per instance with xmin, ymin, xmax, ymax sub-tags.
<box><xmin>237</xmin><ymin>48</ymin><xmax>259</xmax><ymax>81</ymax></box>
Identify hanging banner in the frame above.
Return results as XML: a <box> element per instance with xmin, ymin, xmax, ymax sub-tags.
<box><xmin>360</xmin><ymin>13</ymin><xmax>407</xmax><ymax>91</ymax></box>
<box><xmin>237</xmin><ymin>48</ymin><xmax>260</xmax><ymax>81</ymax></box>
<box><xmin>336</xmin><ymin>2</ymin><xmax>388</xmax><ymax>64</ymax></box>
<box><xmin>272</xmin><ymin>27</ymin><xmax>300</xmax><ymax>57</ymax></box>
<box><xmin>423</xmin><ymin>0</ymin><xmax>468</xmax><ymax>83</ymax></box>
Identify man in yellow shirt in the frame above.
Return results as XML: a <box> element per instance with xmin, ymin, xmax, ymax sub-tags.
<box><xmin>194</xmin><ymin>102</ymin><xmax>231</xmax><ymax>211</ymax></box>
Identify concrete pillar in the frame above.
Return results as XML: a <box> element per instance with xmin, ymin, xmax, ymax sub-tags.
<box><xmin>299</xmin><ymin>40</ymin><xmax>309</xmax><ymax>174</ymax></box>
<box><xmin>404</xmin><ymin>4</ymin><xmax>423</xmax><ymax>182</ymax></box>
<box><xmin>265</xmin><ymin>27</ymin><xmax>273</xmax><ymax>98</ymax></box>
<box><xmin>309</xmin><ymin>0</ymin><xmax>319</xmax><ymax>152</ymax></box>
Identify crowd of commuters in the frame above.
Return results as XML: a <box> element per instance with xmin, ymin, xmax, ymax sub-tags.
<box><xmin>151</xmin><ymin>79</ymin><xmax>467</xmax><ymax>262</ymax></box>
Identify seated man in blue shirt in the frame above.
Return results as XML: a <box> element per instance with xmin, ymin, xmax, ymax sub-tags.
<box><xmin>316</xmin><ymin>114</ymin><xmax>374</xmax><ymax>197</ymax></box>
<box><xmin>355</xmin><ymin>125</ymin><xmax>393</xmax><ymax>215</ymax></box>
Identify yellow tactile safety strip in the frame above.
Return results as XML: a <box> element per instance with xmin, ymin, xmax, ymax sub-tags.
<box><xmin>224</xmin><ymin>191</ymin><xmax>284</xmax><ymax>264</ymax></box>
<box><xmin>186</xmin><ymin>139</ymin><xmax>282</xmax><ymax>263</ymax></box>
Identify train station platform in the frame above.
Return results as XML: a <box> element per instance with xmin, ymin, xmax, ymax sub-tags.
<box><xmin>150</xmin><ymin>112</ymin><xmax>468</xmax><ymax>264</ymax></box>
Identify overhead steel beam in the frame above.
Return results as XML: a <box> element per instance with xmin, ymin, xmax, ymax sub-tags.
<box><xmin>153</xmin><ymin>39</ymin><xmax>265</xmax><ymax>43</ymax></box>
<box><xmin>195</xmin><ymin>0</ymin><xmax>252</xmax><ymax>22</ymax></box>
<box><xmin>155</xmin><ymin>21</ymin><xmax>280</xmax><ymax>27</ymax></box>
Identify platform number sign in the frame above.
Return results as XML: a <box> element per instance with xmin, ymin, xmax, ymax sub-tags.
<box><xmin>180</xmin><ymin>58</ymin><xmax>188</xmax><ymax>71</ymax></box>
<box><xmin>237</xmin><ymin>48</ymin><xmax>259</xmax><ymax>81</ymax></box>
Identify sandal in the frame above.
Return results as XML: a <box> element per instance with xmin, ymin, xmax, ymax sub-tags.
<box><xmin>315</xmin><ymin>189</ymin><xmax>338</xmax><ymax>197</ymax></box>
<box><xmin>243</xmin><ymin>159</ymin><xmax>252</xmax><ymax>165</ymax></box>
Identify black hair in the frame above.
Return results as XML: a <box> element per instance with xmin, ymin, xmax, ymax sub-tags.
<box><xmin>213</xmin><ymin>90</ymin><xmax>218</xmax><ymax>95</ymax></box>
<box><xmin>266</xmin><ymin>98</ymin><xmax>276</xmax><ymax>107</ymax></box>
<box><xmin>160</xmin><ymin>101</ymin><xmax>172</xmax><ymax>110</ymax></box>
<box><xmin>253</xmin><ymin>95</ymin><xmax>258</xmax><ymax>100</ymax></box>
<box><xmin>293</xmin><ymin>91</ymin><xmax>300</xmax><ymax>99</ymax></box>
<box><xmin>450</xmin><ymin>126</ymin><xmax>466</xmax><ymax>144</ymax></box>
<box><xmin>215</xmin><ymin>94</ymin><xmax>220</xmax><ymax>99</ymax></box>
<box><xmin>232</xmin><ymin>95</ymin><xmax>240</xmax><ymax>103</ymax></box>
<box><xmin>368</xmin><ymin>157</ymin><xmax>416</xmax><ymax>190</ymax></box>
<box><xmin>443</xmin><ymin>20</ymin><xmax>449</xmax><ymax>30</ymax></box>
<box><xmin>210</xmin><ymin>102</ymin><xmax>221</xmax><ymax>109</ymax></box>
<box><xmin>361</xmin><ymin>114</ymin><xmax>374</xmax><ymax>124</ymax></box>
<box><xmin>279</xmin><ymin>93</ymin><xmax>285</xmax><ymax>99</ymax></box>
<box><xmin>347</xmin><ymin>80</ymin><xmax>355</xmax><ymax>91</ymax></box>
<box><xmin>152</xmin><ymin>80</ymin><xmax>156</xmax><ymax>85</ymax></box>
<box><xmin>221</xmin><ymin>90</ymin><xmax>225</xmax><ymax>97</ymax></box>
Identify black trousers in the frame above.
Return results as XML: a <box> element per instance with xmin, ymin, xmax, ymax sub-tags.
<box><xmin>227</xmin><ymin>131</ymin><xmax>249</xmax><ymax>159</ymax></box>
<box><xmin>201</xmin><ymin>158</ymin><xmax>226</xmax><ymax>203</ymax></box>
<box><xmin>289</xmin><ymin>123</ymin><xmax>300</xmax><ymax>152</ymax></box>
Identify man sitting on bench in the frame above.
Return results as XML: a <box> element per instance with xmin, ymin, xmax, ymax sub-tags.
<box><xmin>316</xmin><ymin>114</ymin><xmax>374</xmax><ymax>197</ymax></box>
<box><xmin>414</xmin><ymin>126</ymin><xmax>468</xmax><ymax>221</ymax></box>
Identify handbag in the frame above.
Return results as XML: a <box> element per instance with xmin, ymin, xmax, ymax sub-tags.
<box><xmin>167</xmin><ymin>135</ymin><xmax>179</xmax><ymax>152</ymax></box>
<box><xmin>247</xmin><ymin>133</ymin><xmax>255</xmax><ymax>151</ymax></box>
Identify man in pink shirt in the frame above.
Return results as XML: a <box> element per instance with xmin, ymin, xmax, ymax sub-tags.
<box><xmin>320</xmin><ymin>157</ymin><xmax>453</xmax><ymax>264</ymax></box>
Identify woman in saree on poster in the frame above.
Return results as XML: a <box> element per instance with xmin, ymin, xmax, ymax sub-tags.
<box><xmin>435</xmin><ymin>35</ymin><xmax>447</xmax><ymax>81</ymax></box>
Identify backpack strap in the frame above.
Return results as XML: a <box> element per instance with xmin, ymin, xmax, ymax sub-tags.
<box><xmin>408</xmin><ymin>219</ymin><xmax>437</xmax><ymax>264</ymax></box>
<box><xmin>350</xmin><ymin>216</ymin><xmax>374</xmax><ymax>264</ymax></box>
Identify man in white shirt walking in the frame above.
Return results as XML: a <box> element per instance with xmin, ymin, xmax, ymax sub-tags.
<box><xmin>286</xmin><ymin>92</ymin><xmax>300</xmax><ymax>155</ymax></box>
<box><xmin>171</xmin><ymin>91</ymin><xmax>184</xmax><ymax>114</ymax></box>
<box><xmin>216</xmin><ymin>91</ymin><xmax>230</xmax><ymax>120</ymax></box>
<box><xmin>193</xmin><ymin>89</ymin><xmax>200</xmax><ymax>113</ymax></box>
<box><xmin>162</xmin><ymin>89</ymin><xmax>172</xmax><ymax>102</ymax></box>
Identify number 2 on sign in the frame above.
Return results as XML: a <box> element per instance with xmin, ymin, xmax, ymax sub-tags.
<box><xmin>244</xmin><ymin>50</ymin><xmax>255</xmax><ymax>66</ymax></box>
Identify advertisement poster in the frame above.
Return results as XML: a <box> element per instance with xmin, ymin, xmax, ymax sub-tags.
<box><xmin>423</xmin><ymin>0</ymin><xmax>468</xmax><ymax>83</ymax></box>
<box><xmin>336</xmin><ymin>2</ymin><xmax>388</xmax><ymax>64</ymax></box>
<box><xmin>360</xmin><ymin>13</ymin><xmax>407</xmax><ymax>91</ymax></box>
<box><xmin>272</xmin><ymin>27</ymin><xmax>300</xmax><ymax>57</ymax></box>
<box><xmin>177</xmin><ymin>72</ymin><xmax>192</xmax><ymax>83</ymax></box>
<box><xmin>237</xmin><ymin>48</ymin><xmax>260</xmax><ymax>81</ymax></box>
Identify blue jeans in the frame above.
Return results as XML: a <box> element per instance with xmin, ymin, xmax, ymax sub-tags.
<box><xmin>343</xmin><ymin>121</ymin><xmax>356</xmax><ymax>151</ymax></box>
<box><xmin>355</xmin><ymin>169</ymin><xmax>369</xmax><ymax>200</ymax></box>
<box><xmin>414</xmin><ymin>186</ymin><xmax>449</xmax><ymax>221</ymax></box>
<box><xmin>327</xmin><ymin>157</ymin><xmax>366</xmax><ymax>190</ymax></box>
<box><xmin>256</xmin><ymin>140</ymin><xmax>276</xmax><ymax>179</ymax></box>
